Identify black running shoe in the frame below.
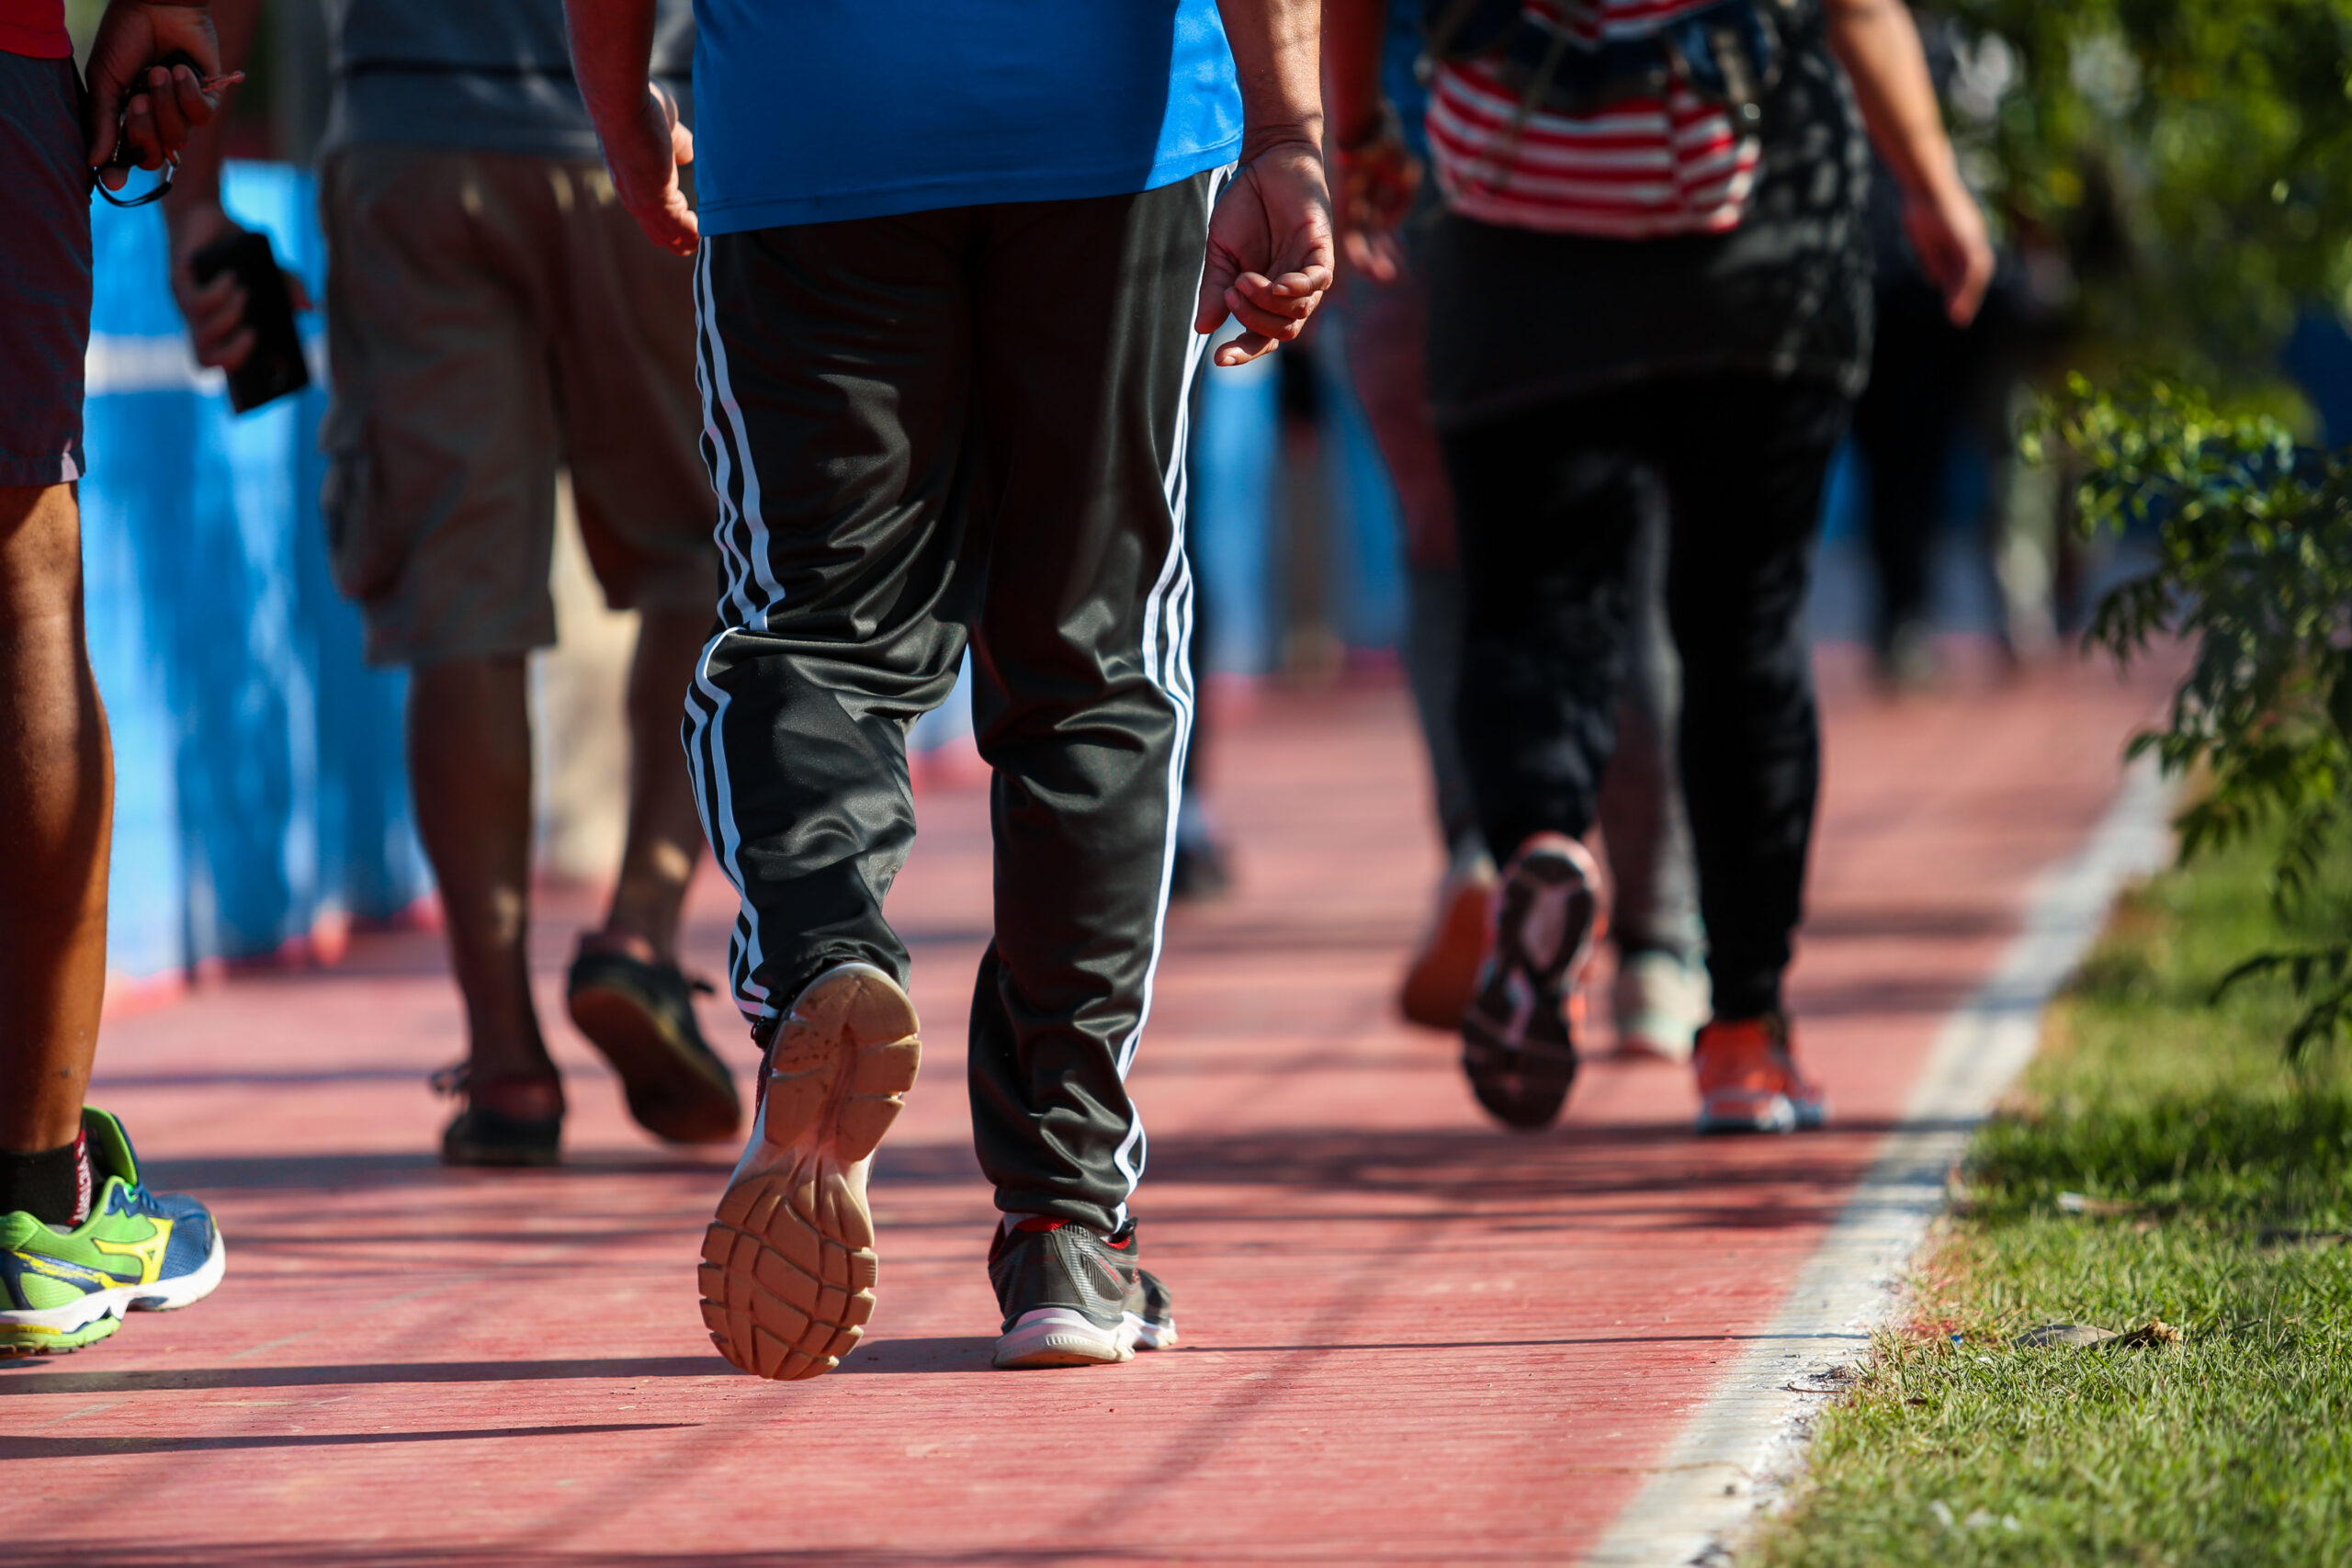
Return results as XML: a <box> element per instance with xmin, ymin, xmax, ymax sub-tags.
<box><xmin>567</xmin><ymin>944</ymin><xmax>741</xmax><ymax>1145</ymax></box>
<box><xmin>1460</xmin><ymin>832</ymin><xmax>1602</xmax><ymax>1131</ymax></box>
<box><xmin>989</xmin><ymin>1217</ymin><xmax>1178</xmax><ymax>1370</ymax></box>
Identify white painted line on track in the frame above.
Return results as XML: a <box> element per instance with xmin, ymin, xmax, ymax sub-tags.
<box><xmin>1583</xmin><ymin>754</ymin><xmax>2175</xmax><ymax>1567</ymax></box>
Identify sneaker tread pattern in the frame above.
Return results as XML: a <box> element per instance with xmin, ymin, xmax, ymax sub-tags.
<box><xmin>700</xmin><ymin>967</ymin><xmax>918</xmax><ymax>1381</ymax></box>
<box><xmin>1462</xmin><ymin>839</ymin><xmax>1599</xmax><ymax>1128</ymax></box>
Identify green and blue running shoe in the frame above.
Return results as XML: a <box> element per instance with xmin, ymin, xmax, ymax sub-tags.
<box><xmin>0</xmin><ymin>1109</ymin><xmax>225</xmax><ymax>1356</ymax></box>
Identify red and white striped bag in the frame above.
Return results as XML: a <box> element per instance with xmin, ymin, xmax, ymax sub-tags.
<box><xmin>1427</xmin><ymin>0</ymin><xmax>1767</xmax><ymax>239</ymax></box>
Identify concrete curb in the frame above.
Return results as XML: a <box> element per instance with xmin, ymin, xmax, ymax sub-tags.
<box><xmin>1583</xmin><ymin>755</ymin><xmax>2176</xmax><ymax>1567</ymax></box>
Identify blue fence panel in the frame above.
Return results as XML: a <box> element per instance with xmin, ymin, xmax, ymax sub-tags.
<box><xmin>1309</xmin><ymin>331</ymin><xmax>1407</xmax><ymax>655</ymax></box>
<box><xmin>1188</xmin><ymin>333</ymin><xmax>1408</xmax><ymax>676</ymax></box>
<box><xmin>83</xmin><ymin>162</ymin><xmax>427</xmax><ymax>982</ymax></box>
<box><xmin>1189</xmin><ymin>351</ymin><xmax>1283</xmax><ymax>675</ymax></box>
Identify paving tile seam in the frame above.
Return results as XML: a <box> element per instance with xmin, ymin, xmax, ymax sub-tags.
<box><xmin>1582</xmin><ymin>753</ymin><xmax>2174</xmax><ymax>1568</ymax></box>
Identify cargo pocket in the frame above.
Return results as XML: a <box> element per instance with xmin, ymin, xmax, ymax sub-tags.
<box><xmin>318</xmin><ymin>406</ymin><xmax>402</xmax><ymax>605</ymax></box>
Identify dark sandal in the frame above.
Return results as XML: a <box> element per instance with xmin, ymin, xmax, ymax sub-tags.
<box><xmin>432</xmin><ymin>1065</ymin><xmax>563</xmax><ymax>1167</ymax></box>
<box><xmin>566</xmin><ymin>947</ymin><xmax>742</xmax><ymax>1145</ymax></box>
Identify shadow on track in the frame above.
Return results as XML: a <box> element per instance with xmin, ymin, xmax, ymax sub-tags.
<box><xmin>0</xmin><ymin>1422</ymin><xmax>692</xmax><ymax>1461</ymax></box>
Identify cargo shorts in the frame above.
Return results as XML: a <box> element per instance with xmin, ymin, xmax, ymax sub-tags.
<box><xmin>319</xmin><ymin>143</ymin><xmax>717</xmax><ymax>666</ymax></box>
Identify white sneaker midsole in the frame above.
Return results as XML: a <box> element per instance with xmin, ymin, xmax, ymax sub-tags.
<box><xmin>0</xmin><ymin>1231</ymin><xmax>226</xmax><ymax>1333</ymax></box>
<box><xmin>992</xmin><ymin>1305</ymin><xmax>1179</xmax><ymax>1367</ymax></box>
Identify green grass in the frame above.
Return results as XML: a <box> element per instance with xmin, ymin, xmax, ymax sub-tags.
<box><xmin>1756</xmin><ymin>833</ymin><xmax>2352</xmax><ymax>1567</ymax></box>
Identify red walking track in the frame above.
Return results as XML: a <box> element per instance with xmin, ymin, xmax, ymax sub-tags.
<box><xmin>6</xmin><ymin>655</ymin><xmax>2165</xmax><ymax>1566</ymax></box>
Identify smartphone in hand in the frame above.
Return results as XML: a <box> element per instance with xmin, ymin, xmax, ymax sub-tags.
<box><xmin>188</xmin><ymin>230</ymin><xmax>310</xmax><ymax>414</ymax></box>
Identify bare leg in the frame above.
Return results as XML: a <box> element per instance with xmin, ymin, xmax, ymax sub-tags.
<box><xmin>564</xmin><ymin>605</ymin><xmax>739</xmax><ymax>1147</ymax></box>
<box><xmin>408</xmin><ymin>655</ymin><xmax>560</xmax><ymax>1118</ymax></box>
<box><xmin>0</xmin><ymin>484</ymin><xmax>114</xmax><ymax>1155</ymax></box>
<box><xmin>587</xmin><ymin>605</ymin><xmax>709</xmax><ymax>964</ymax></box>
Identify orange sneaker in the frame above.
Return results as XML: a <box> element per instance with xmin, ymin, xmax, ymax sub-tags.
<box><xmin>1693</xmin><ymin>1015</ymin><xmax>1828</xmax><ymax>1134</ymax></box>
<box><xmin>1399</xmin><ymin>852</ymin><xmax>1496</xmax><ymax>1031</ymax></box>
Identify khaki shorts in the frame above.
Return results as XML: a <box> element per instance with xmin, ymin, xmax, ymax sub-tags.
<box><xmin>320</xmin><ymin>143</ymin><xmax>716</xmax><ymax>666</ymax></box>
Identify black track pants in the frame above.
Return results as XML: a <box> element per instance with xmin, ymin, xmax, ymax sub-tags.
<box><xmin>686</xmin><ymin>170</ymin><xmax>1225</xmax><ymax>1234</ymax></box>
<box><xmin>1441</xmin><ymin>374</ymin><xmax>1852</xmax><ymax>1021</ymax></box>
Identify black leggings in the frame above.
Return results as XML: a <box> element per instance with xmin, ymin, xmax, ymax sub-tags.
<box><xmin>1442</xmin><ymin>374</ymin><xmax>1852</xmax><ymax>1021</ymax></box>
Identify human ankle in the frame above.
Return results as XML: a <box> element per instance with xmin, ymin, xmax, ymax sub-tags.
<box><xmin>459</xmin><ymin>1068</ymin><xmax>563</xmax><ymax>1120</ymax></box>
<box><xmin>461</xmin><ymin>1024</ymin><xmax>560</xmax><ymax>1098</ymax></box>
<box><xmin>579</xmin><ymin>922</ymin><xmax>667</xmax><ymax>966</ymax></box>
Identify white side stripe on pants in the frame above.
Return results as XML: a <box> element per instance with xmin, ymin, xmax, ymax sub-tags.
<box><xmin>1110</xmin><ymin>164</ymin><xmax>1233</xmax><ymax>1228</ymax></box>
<box><xmin>686</xmin><ymin>246</ymin><xmax>780</xmax><ymax>1023</ymax></box>
<box><xmin>693</xmin><ymin>247</ymin><xmax>787</xmax><ymax>635</ymax></box>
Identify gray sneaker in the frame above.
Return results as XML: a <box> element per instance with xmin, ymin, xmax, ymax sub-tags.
<box><xmin>988</xmin><ymin>1217</ymin><xmax>1177</xmax><ymax>1370</ymax></box>
<box><xmin>1610</xmin><ymin>949</ymin><xmax>1709</xmax><ymax>1064</ymax></box>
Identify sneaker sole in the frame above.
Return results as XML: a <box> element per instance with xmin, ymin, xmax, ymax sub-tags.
<box><xmin>440</xmin><ymin>1127</ymin><xmax>561</xmax><ymax>1168</ymax></box>
<box><xmin>569</xmin><ymin>979</ymin><xmax>741</xmax><ymax>1145</ymax></box>
<box><xmin>992</xmin><ymin>1306</ymin><xmax>1177</xmax><ymax>1371</ymax></box>
<box><xmin>700</xmin><ymin>963</ymin><xmax>919</xmax><ymax>1381</ymax></box>
<box><xmin>1464</xmin><ymin>840</ymin><xmax>1601</xmax><ymax>1049</ymax></box>
<box><xmin>1696</xmin><ymin>1092</ymin><xmax>1830</xmax><ymax>1135</ymax></box>
<box><xmin>1462</xmin><ymin>838</ymin><xmax>1600</xmax><ymax>1127</ymax></box>
<box><xmin>0</xmin><ymin>1230</ymin><xmax>227</xmax><ymax>1356</ymax></box>
<box><xmin>440</xmin><ymin>1101</ymin><xmax>563</xmax><ymax>1168</ymax></box>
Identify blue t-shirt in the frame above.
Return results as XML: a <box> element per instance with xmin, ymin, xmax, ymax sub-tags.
<box><xmin>692</xmin><ymin>1</ymin><xmax>1244</xmax><ymax>233</ymax></box>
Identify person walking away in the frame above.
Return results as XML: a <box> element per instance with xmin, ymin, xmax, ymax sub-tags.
<box><xmin>569</xmin><ymin>0</ymin><xmax>1333</xmax><ymax>1377</ymax></box>
<box><xmin>1849</xmin><ymin>19</ymin><xmax>2017</xmax><ymax>690</ymax></box>
<box><xmin>1329</xmin><ymin>0</ymin><xmax>1712</xmax><ymax>1058</ymax></box>
<box><xmin>1329</xmin><ymin>0</ymin><xmax>1992</xmax><ymax>1132</ymax></box>
<box><xmin>173</xmin><ymin>0</ymin><xmax>738</xmax><ymax>1167</ymax></box>
<box><xmin>1</xmin><ymin>0</ymin><xmax>231</xmax><ymax>1355</ymax></box>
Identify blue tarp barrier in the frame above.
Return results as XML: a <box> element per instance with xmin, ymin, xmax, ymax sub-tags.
<box><xmin>1312</xmin><ymin>330</ymin><xmax>1408</xmax><ymax>656</ymax></box>
<box><xmin>1188</xmin><ymin>332</ymin><xmax>1408</xmax><ymax>676</ymax></box>
<box><xmin>1190</xmin><ymin>349</ymin><xmax>1283</xmax><ymax>674</ymax></box>
<box><xmin>83</xmin><ymin>162</ymin><xmax>427</xmax><ymax>983</ymax></box>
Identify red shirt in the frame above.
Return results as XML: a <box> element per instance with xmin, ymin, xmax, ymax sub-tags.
<box><xmin>1</xmin><ymin>0</ymin><xmax>69</xmax><ymax>59</ymax></box>
<box><xmin>0</xmin><ymin>0</ymin><xmax>69</xmax><ymax>59</ymax></box>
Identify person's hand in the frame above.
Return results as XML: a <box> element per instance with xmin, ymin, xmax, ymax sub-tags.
<box><xmin>165</xmin><ymin>198</ymin><xmax>311</xmax><ymax>372</ymax></box>
<box><xmin>1334</xmin><ymin>108</ymin><xmax>1419</xmax><ymax>286</ymax></box>
<box><xmin>605</xmin><ymin>81</ymin><xmax>697</xmax><ymax>255</ymax></box>
<box><xmin>1196</xmin><ymin>135</ymin><xmax>1336</xmax><ymax>367</ymax></box>
<box><xmin>1902</xmin><ymin>177</ymin><xmax>1995</xmax><ymax>327</ymax></box>
<box><xmin>168</xmin><ymin>200</ymin><xmax>251</xmax><ymax>369</ymax></box>
<box><xmin>85</xmin><ymin>0</ymin><xmax>229</xmax><ymax>186</ymax></box>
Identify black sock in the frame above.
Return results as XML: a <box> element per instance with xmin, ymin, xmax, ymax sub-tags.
<box><xmin>1712</xmin><ymin>976</ymin><xmax>1784</xmax><ymax>1021</ymax></box>
<box><xmin>0</xmin><ymin>1130</ymin><xmax>92</xmax><ymax>1227</ymax></box>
